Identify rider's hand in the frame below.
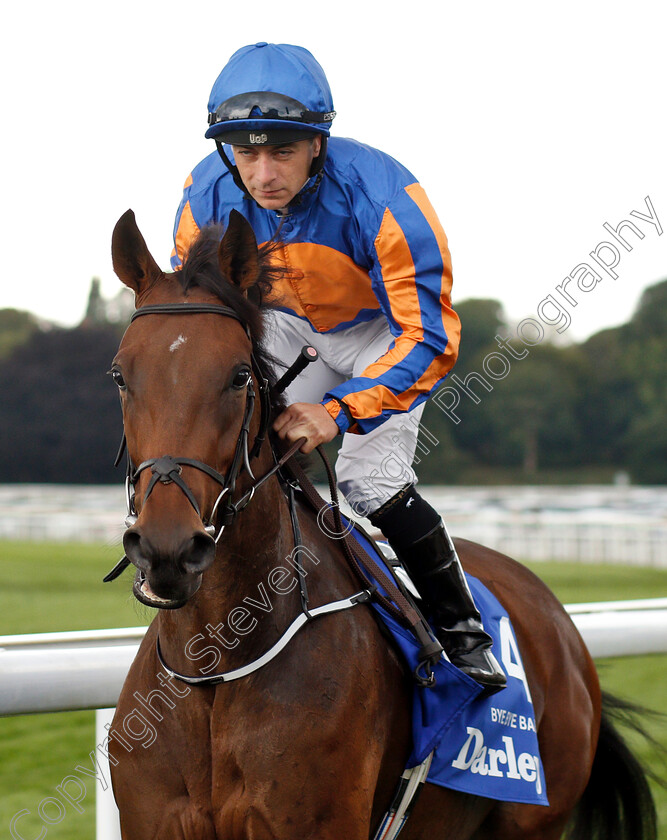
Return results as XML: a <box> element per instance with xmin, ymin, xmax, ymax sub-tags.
<box><xmin>273</xmin><ymin>403</ymin><xmax>339</xmax><ymax>454</ymax></box>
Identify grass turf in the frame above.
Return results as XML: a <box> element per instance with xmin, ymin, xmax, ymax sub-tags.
<box><xmin>1</xmin><ymin>541</ymin><xmax>665</xmax><ymax>838</ymax></box>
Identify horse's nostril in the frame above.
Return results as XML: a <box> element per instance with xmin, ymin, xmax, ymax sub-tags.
<box><xmin>123</xmin><ymin>530</ymin><xmax>149</xmax><ymax>570</ymax></box>
<box><xmin>123</xmin><ymin>526</ymin><xmax>214</xmax><ymax>578</ymax></box>
<box><xmin>181</xmin><ymin>532</ymin><xmax>216</xmax><ymax>575</ymax></box>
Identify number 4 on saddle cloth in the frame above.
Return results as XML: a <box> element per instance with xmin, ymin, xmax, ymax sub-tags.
<box><xmin>347</xmin><ymin>519</ymin><xmax>549</xmax><ymax>807</ymax></box>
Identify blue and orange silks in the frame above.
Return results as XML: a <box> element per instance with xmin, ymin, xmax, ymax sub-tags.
<box><xmin>171</xmin><ymin>137</ymin><xmax>461</xmax><ymax>435</ymax></box>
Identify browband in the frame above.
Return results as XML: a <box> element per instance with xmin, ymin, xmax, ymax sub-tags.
<box><xmin>131</xmin><ymin>303</ymin><xmax>247</xmax><ymax>329</ymax></box>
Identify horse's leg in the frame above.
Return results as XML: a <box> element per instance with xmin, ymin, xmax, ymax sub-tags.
<box><xmin>110</xmin><ymin>634</ymin><xmax>221</xmax><ymax>840</ymax></box>
<box><xmin>468</xmin><ymin>682</ymin><xmax>598</xmax><ymax>840</ymax></box>
<box><xmin>398</xmin><ymin>780</ymin><xmax>577</xmax><ymax>840</ymax></box>
<box><xmin>209</xmin><ymin>599</ymin><xmax>412</xmax><ymax>840</ymax></box>
<box><xmin>400</xmin><ymin>784</ymin><xmax>493</xmax><ymax>839</ymax></box>
<box><xmin>117</xmin><ymin>800</ymin><xmax>216</xmax><ymax>840</ymax></box>
<box><xmin>212</xmin><ymin>755</ymin><xmax>402</xmax><ymax>840</ymax></box>
<box><xmin>112</xmin><ymin>735</ymin><xmax>218</xmax><ymax>840</ymax></box>
<box><xmin>239</xmin><ymin>806</ymin><xmax>391</xmax><ymax>840</ymax></box>
<box><xmin>446</xmin><ymin>541</ymin><xmax>602</xmax><ymax>840</ymax></box>
<box><xmin>476</xmin><ymin>805</ymin><xmax>571</xmax><ymax>840</ymax></box>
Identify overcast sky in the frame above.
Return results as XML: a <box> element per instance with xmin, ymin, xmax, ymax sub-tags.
<box><xmin>2</xmin><ymin>1</ymin><xmax>665</xmax><ymax>341</ymax></box>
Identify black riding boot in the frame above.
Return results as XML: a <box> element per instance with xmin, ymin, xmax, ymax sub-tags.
<box><xmin>392</xmin><ymin>522</ymin><xmax>507</xmax><ymax>696</ymax></box>
<box><xmin>369</xmin><ymin>485</ymin><xmax>506</xmax><ymax>695</ymax></box>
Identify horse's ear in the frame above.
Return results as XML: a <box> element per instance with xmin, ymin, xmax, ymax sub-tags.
<box><xmin>218</xmin><ymin>209</ymin><xmax>260</xmax><ymax>294</ymax></box>
<box><xmin>112</xmin><ymin>210</ymin><xmax>163</xmax><ymax>294</ymax></box>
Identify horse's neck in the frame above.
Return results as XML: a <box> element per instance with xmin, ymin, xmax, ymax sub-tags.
<box><xmin>157</xmin><ymin>474</ymin><xmax>305</xmax><ymax>672</ymax></box>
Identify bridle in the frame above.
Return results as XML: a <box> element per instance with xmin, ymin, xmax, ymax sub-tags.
<box><xmin>104</xmin><ymin>299</ymin><xmax>376</xmax><ymax>686</ymax></box>
<box><xmin>104</xmin><ymin>300</ymin><xmax>442</xmax><ymax>689</ymax></box>
<box><xmin>104</xmin><ymin>301</ymin><xmax>300</xmax><ymax>582</ymax></box>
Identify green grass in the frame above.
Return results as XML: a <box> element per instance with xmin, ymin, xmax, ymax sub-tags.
<box><xmin>528</xmin><ymin>558</ymin><xmax>667</xmax><ymax>835</ymax></box>
<box><xmin>0</xmin><ymin>542</ymin><xmax>154</xmax><ymax>839</ymax></box>
<box><xmin>524</xmin><ymin>558</ymin><xmax>667</xmax><ymax>604</ymax></box>
<box><xmin>1</xmin><ymin>542</ymin><xmax>666</xmax><ymax>838</ymax></box>
<box><xmin>0</xmin><ymin>540</ymin><xmax>155</xmax><ymax>634</ymax></box>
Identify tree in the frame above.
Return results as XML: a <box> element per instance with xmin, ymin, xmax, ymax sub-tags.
<box><xmin>626</xmin><ymin>280</ymin><xmax>667</xmax><ymax>339</ymax></box>
<box><xmin>578</xmin><ymin>327</ymin><xmax>637</xmax><ymax>465</ymax></box>
<box><xmin>454</xmin><ymin>299</ymin><xmax>506</xmax><ymax>366</ymax></box>
<box><xmin>0</xmin><ymin>308</ymin><xmax>40</xmax><ymax>359</ymax></box>
<box><xmin>621</xmin><ymin>281</ymin><xmax>667</xmax><ymax>483</ymax></box>
<box><xmin>83</xmin><ymin>277</ymin><xmax>107</xmax><ymax>325</ymax></box>
<box><xmin>1</xmin><ymin>279</ymin><xmax>665</xmax><ymax>485</ymax></box>
<box><xmin>483</xmin><ymin>344</ymin><xmax>585</xmax><ymax>474</ymax></box>
<box><xmin>624</xmin><ymin>409</ymin><xmax>667</xmax><ymax>484</ymax></box>
<box><xmin>0</xmin><ymin>324</ymin><xmax>124</xmax><ymax>482</ymax></box>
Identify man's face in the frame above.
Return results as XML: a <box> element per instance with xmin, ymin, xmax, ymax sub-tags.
<box><xmin>231</xmin><ymin>136</ymin><xmax>322</xmax><ymax>211</ymax></box>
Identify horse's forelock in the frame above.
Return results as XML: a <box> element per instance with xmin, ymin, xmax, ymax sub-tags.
<box><xmin>180</xmin><ymin>226</ymin><xmax>269</xmax><ymax>328</ymax></box>
<box><xmin>177</xmin><ymin>225</ymin><xmax>285</xmax><ymax>402</ymax></box>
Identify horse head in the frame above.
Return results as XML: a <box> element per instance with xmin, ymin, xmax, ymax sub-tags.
<box><xmin>110</xmin><ymin>209</ymin><xmax>274</xmax><ymax>609</ymax></box>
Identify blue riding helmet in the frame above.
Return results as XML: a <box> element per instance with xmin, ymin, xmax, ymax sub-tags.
<box><xmin>205</xmin><ymin>42</ymin><xmax>336</xmax><ymax>145</ymax></box>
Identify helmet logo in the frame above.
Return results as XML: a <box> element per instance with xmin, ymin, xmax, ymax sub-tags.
<box><xmin>249</xmin><ymin>133</ymin><xmax>268</xmax><ymax>144</ymax></box>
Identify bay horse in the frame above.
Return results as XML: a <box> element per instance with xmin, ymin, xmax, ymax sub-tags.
<box><xmin>107</xmin><ymin>209</ymin><xmax>656</xmax><ymax>840</ymax></box>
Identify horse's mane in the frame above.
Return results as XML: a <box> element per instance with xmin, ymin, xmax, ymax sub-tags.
<box><xmin>177</xmin><ymin>225</ymin><xmax>285</xmax><ymax>398</ymax></box>
<box><xmin>177</xmin><ymin>226</ymin><xmax>316</xmax><ymax>470</ymax></box>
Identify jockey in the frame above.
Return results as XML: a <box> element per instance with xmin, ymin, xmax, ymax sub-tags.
<box><xmin>171</xmin><ymin>42</ymin><xmax>506</xmax><ymax>695</ymax></box>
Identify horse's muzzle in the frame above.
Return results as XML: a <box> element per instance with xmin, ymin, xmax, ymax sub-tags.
<box><xmin>123</xmin><ymin>526</ymin><xmax>216</xmax><ymax>609</ymax></box>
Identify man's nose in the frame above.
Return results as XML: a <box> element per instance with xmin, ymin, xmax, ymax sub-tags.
<box><xmin>256</xmin><ymin>155</ymin><xmax>276</xmax><ymax>184</ymax></box>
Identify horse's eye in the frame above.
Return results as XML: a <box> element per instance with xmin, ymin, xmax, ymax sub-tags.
<box><xmin>231</xmin><ymin>368</ymin><xmax>251</xmax><ymax>390</ymax></box>
<box><xmin>108</xmin><ymin>367</ymin><xmax>126</xmax><ymax>390</ymax></box>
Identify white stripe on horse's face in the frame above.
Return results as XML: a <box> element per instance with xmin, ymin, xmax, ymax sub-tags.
<box><xmin>169</xmin><ymin>334</ymin><xmax>188</xmax><ymax>353</ymax></box>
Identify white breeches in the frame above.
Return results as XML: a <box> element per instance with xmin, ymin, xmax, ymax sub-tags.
<box><xmin>263</xmin><ymin>309</ymin><xmax>423</xmax><ymax>516</ymax></box>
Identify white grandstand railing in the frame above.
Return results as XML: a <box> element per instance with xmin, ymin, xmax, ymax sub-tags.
<box><xmin>2</xmin><ymin>599</ymin><xmax>666</xmax><ymax>840</ymax></box>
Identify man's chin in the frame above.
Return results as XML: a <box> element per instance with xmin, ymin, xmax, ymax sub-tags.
<box><xmin>252</xmin><ymin>192</ymin><xmax>289</xmax><ymax>211</ymax></box>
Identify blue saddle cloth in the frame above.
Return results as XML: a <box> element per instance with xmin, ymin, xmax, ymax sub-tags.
<box><xmin>349</xmin><ymin>523</ymin><xmax>549</xmax><ymax>807</ymax></box>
